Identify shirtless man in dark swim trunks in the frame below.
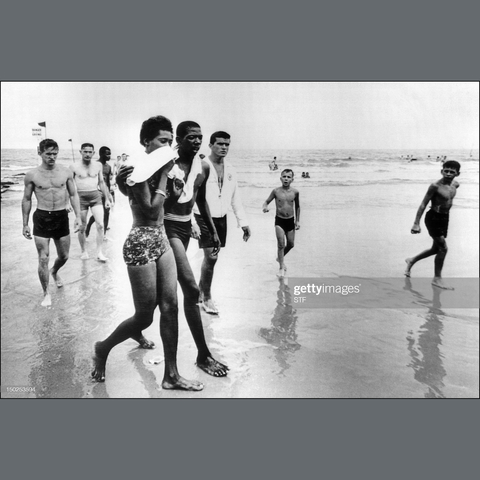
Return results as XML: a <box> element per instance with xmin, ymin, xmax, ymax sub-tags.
<box><xmin>405</xmin><ymin>160</ymin><xmax>461</xmax><ymax>289</ymax></box>
<box><xmin>117</xmin><ymin>121</ymin><xmax>229</xmax><ymax>378</ymax></box>
<box><xmin>263</xmin><ymin>169</ymin><xmax>300</xmax><ymax>277</ymax></box>
<box><xmin>22</xmin><ymin>139</ymin><xmax>83</xmax><ymax>307</ymax></box>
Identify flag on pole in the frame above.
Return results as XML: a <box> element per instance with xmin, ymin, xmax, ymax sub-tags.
<box><xmin>68</xmin><ymin>139</ymin><xmax>72</xmax><ymax>142</ymax></box>
<box><xmin>38</xmin><ymin>122</ymin><xmax>46</xmax><ymax>127</ymax></box>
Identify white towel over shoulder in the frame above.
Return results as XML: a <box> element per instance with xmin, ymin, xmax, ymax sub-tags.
<box><xmin>167</xmin><ymin>155</ymin><xmax>203</xmax><ymax>203</ymax></box>
<box><xmin>126</xmin><ymin>146</ymin><xmax>178</xmax><ymax>186</ymax></box>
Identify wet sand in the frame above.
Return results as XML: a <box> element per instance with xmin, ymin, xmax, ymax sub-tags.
<box><xmin>1</xmin><ymin>187</ymin><xmax>478</xmax><ymax>398</ymax></box>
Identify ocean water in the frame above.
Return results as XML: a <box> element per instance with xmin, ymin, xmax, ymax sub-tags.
<box><xmin>2</xmin><ymin>147</ymin><xmax>479</xmax><ymax>201</ymax></box>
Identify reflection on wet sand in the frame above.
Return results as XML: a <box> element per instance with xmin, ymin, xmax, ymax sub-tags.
<box><xmin>127</xmin><ymin>348</ymin><xmax>162</xmax><ymax>397</ymax></box>
<box><xmin>28</xmin><ymin>307</ymin><xmax>85</xmax><ymax>398</ymax></box>
<box><xmin>259</xmin><ymin>278</ymin><xmax>300</xmax><ymax>374</ymax></box>
<box><xmin>404</xmin><ymin>279</ymin><xmax>446</xmax><ymax>398</ymax></box>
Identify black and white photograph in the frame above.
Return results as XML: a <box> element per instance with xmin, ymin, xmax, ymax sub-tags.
<box><xmin>1</xmin><ymin>81</ymin><xmax>478</xmax><ymax>398</ymax></box>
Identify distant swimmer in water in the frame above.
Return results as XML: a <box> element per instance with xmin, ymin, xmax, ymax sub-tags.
<box><xmin>269</xmin><ymin>157</ymin><xmax>278</xmax><ymax>171</ymax></box>
<box><xmin>22</xmin><ymin>139</ymin><xmax>83</xmax><ymax>307</ymax></box>
<box><xmin>262</xmin><ymin>169</ymin><xmax>300</xmax><ymax>277</ymax></box>
<box><xmin>405</xmin><ymin>161</ymin><xmax>461</xmax><ymax>290</ymax></box>
<box><xmin>305</xmin><ymin>172</ymin><xmax>310</xmax><ymax>178</ymax></box>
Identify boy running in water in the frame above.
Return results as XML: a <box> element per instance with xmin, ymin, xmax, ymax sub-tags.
<box><xmin>405</xmin><ymin>160</ymin><xmax>461</xmax><ymax>289</ymax></box>
<box><xmin>263</xmin><ymin>169</ymin><xmax>300</xmax><ymax>277</ymax></box>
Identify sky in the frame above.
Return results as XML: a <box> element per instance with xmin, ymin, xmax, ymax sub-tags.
<box><xmin>1</xmin><ymin>82</ymin><xmax>478</xmax><ymax>154</ymax></box>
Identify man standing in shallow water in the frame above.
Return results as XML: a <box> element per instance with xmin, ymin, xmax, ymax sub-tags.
<box><xmin>22</xmin><ymin>139</ymin><xmax>83</xmax><ymax>307</ymax></box>
<box><xmin>192</xmin><ymin>131</ymin><xmax>251</xmax><ymax>314</ymax></box>
<box><xmin>70</xmin><ymin>143</ymin><xmax>111</xmax><ymax>261</ymax></box>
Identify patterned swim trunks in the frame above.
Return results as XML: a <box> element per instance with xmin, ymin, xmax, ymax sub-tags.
<box><xmin>123</xmin><ymin>225</ymin><xmax>171</xmax><ymax>266</ymax></box>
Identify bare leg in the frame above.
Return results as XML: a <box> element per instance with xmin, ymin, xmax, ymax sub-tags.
<box><xmin>156</xmin><ymin>250</ymin><xmax>203</xmax><ymax>391</ymax></box>
<box><xmin>78</xmin><ymin>209</ymin><xmax>89</xmax><ymax>258</ymax></box>
<box><xmin>90</xmin><ymin>204</ymin><xmax>107</xmax><ymax>261</ymax></box>
<box><xmin>85</xmin><ymin>214</ymin><xmax>95</xmax><ymax>237</ymax></box>
<box><xmin>405</xmin><ymin>240</ymin><xmax>439</xmax><ymax>277</ymax></box>
<box><xmin>103</xmin><ymin>199</ymin><xmax>110</xmax><ymax>235</ymax></box>
<box><xmin>275</xmin><ymin>226</ymin><xmax>286</xmax><ymax>276</ymax></box>
<box><xmin>199</xmin><ymin>247</ymin><xmax>219</xmax><ymax>314</ymax></box>
<box><xmin>50</xmin><ymin>235</ymin><xmax>70</xmax><ymax>287</ymax></box>
<box><xmin>169</xmin><ymin>237</ymin><xmax>228</xmax><ymax>377</ymax></box>
<box><xmin>34</xmin><ymin>236</ymin><xmax>51</xmax><ymax>306</ymax></box>
<box><xmin>283</xmin><ymin>229</ymin><xmax>295</xmax><ymax>267</ymax></box>
<box><xmin>92</xmin><ymin>263</ymin><xmax>157</xmax><ymax>382</ymax></box>
<box><xmin>431</xmin><ymin>236</ymin><xmax>453</xmax><ymax>289</ymax></box>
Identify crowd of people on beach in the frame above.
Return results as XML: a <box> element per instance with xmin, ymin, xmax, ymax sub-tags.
<box><xmin>21</xmin><ymin>114</ymin><xmax>462</xmax><ymax>390</ymax></box>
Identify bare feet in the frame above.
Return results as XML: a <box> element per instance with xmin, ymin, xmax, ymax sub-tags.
<box><xmin>404</xmin><ymin>258</ymin><xmax>413</xmax><ymax>277</ymax></box>
<box><xmin>91</xmin><ymin>342</ymin><xmax>107</xmax><ymax>382</ymax></box>
<box><xmin>432</xmin><ymin>277</ymin><xmax>454</xmax><ymax>290</ymax></box>
<box><xmin>135</xmin><ymin>335</ymin><xmax>155</xmax><ymax>349</ymax></box>
<box><xmin>196</xmin><ymin>356</ymin><xmax>229</xmax><ymax>377</ymax></box>
<box><xmin>80</xmin><ymin>251</ymin><xmax>89</xmax><ymax>260</ymax></box>
<box><xmin>162</xmin><ymin>376</ymin><xmax>204</xmax><ymax>391</ymax></box>
<box><xmin>97</xmin><ymin>253</ymin><xmax>108</xmax><ymax>262</ymax></box>
<box><xmin>40</xmin><ymin>293</ymin><xmax>52</xmax><ymax>307</ymax></box>
<box><xmin>50</xmin><ymin>269</ymin><xmax>64</xmax><ymax>288</ymax></box>
<box><xmin>277</xmin><ymin>268</ymin><xmax>285</xmax><ymax>278</ymax></box>
<box><xmin>202</xmin><ymin>299</ymin><xmax>219</xmax><ymax>315</ymax></box>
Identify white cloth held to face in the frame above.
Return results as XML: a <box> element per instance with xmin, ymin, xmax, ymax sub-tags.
<box><xmin>126</xmin><ymin>145</ymin><xmax>178</xmax><ymax>186</ymax></box>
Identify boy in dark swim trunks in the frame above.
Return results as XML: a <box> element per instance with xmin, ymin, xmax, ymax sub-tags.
<box><xmin>262</xmin><ymin>169</ymin><xmax>300</xmax><ymax>277</ymax></box>
<box><xmin>405</xmin><ymin>160</ymin><xmax>461</xmax><ymax>289</ymax></box>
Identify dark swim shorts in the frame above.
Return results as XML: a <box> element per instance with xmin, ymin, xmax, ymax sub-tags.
<box><xmin>79</xmin><ymin>190</ymin><xmax>103</xmax><ymax>210</ymax></box>
<box><xmin>123</xmin><ymin>225</ymin><xmax>171</xmax><ymax>266</ymax></box>
<box><xmin>33</xmin><ymin>209</ymin><xmax>70</xmax><ymax>239</ymax></box>
<box><xmin>164</xmin><ymin>219</ymin><xmax>192</xmax><ymax>249</ymax></box>
<box><xmin>425</xmin><ymin>209</ymin><xmax>449</xmax><ymax>238</ymax></box>
<box><xmin>194</xmin><ymin>214</ymin><xmax>227</xmax><ymax>249</ymax></box>
<box><xmin>275</xmin><ymin>215</ymin><xmax>295</xmax><ymax>233</ymax></box>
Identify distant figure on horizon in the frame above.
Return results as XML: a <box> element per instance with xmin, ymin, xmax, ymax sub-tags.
<box><xmin>405</xmin><ymin>161</ymin><xmax>461</xmax><ymax>289</ymax></box>
<box><xmin>192</xmin><ymin>130</ymin><xmax>251</xmax><ymax>314</ymax></box>
<box><xmin>85</xmin><ymin>146</ymin><xmax>114</xmax><ymax>239</ymax></box>
<box><xmin>269</xmin><ymin>156</ymin><xmax>278</xmax><ymax>171</ymax></box>
<box><xmin>22</xmin><ymin>139</ymin><xmax>83</xmax><ymax>307</ymax></box>
<box><xmin>70</xmin><ymin>143</ymin><xmax>111</xmax><ymax>261</ymax></box>
<box><xmin>262</xmin><ymin>169</ymin><xmax>300</xmax><ymax>277</ymax></box>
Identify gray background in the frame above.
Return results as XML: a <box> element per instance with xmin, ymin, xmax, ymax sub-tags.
<box><xmin>1</xmin><ymin>0</ymin><xmax>478</xmax><ymax>478</ymax></box>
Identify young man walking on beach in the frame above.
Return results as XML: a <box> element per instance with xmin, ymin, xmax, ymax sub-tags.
<box><xmin>117</xmin><ymin>121</ymin><xmax>229</xmax><ymax>377</ymax></box>
<box><xmin>263</xmin><ymin>169</ymin><xmax>300</xmax><ymax>277</ymax></box>
<box><xmin>22</xmin><ymin>139</ymin><xmax>83</xmax><ymax>307</ymax></box>
<box><xmin>192</xmin><ymin>131</ymin><xmax>251</xmax><ymax>314</ymax></box>
<box><xmin>405</xmin><ymin>161</ymin><xmax>461</xmax><ymax>289</ymax></box>
<box><xmin>70</xmin><ymin>143</ymin><xmax>111</xmax><ymax>261</ymax></box>
<box><xmin>85</xmin><ymin>146</ymin><xmax>114</xmax><ymax>239</ymax></box>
